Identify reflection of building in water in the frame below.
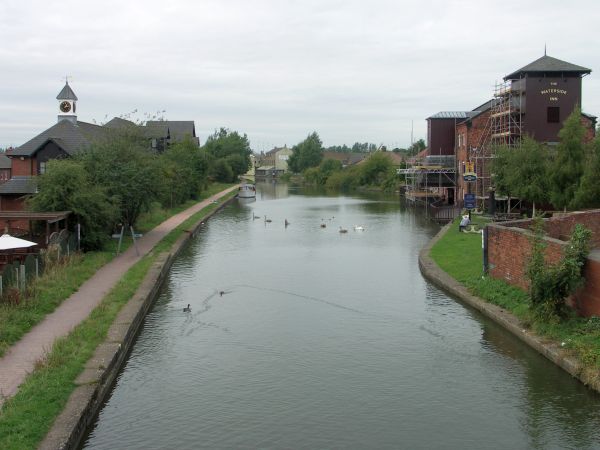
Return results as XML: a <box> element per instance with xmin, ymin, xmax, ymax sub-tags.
<box><xmin>257</xmin><ymin>181</ymin><xmax>290</xmax><ymax>200</ymax></box>
<box><xmin>255</xmin><ymin>146</ymin><xmax>293</xmax><ymax>179</ymax></box>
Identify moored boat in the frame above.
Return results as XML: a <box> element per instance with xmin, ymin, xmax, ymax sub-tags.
<box><xmin>238</xmin><ymin>183</ymin><xmax>256</xmax><ymax>198</ymax></box>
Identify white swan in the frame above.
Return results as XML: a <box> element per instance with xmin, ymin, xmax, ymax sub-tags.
<box><xmin>339</xmin><ymin>226</ymin><xmax>348</xmax><ymax>233</ymax></box>
<box><xmin>354</xmin><ymin>225</ymin><xmax>365</xmax><ymax>231</ymax></box>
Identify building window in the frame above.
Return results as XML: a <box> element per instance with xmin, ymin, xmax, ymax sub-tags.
<box><xmin>39</xmin><ymin>161</ymin><xmax>47</xmax><ymax>174</ymax></box>
<box><xmin>547</xmin><ymin>107</ymin><xmax>560</xmax><ymax>123</ymax></box>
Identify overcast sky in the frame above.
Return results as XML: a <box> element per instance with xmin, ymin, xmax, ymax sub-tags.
<box><xmin>1</xmin><ymin>0</ymin><xmax>599</xmax><ymax>151</ymax></box>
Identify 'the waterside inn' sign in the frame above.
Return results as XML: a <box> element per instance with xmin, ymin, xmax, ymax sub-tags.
<box><xmin>463</xmin><ymin>161</ymin><xmax>476</xmax><ymax>182</ymax></box>
<box><xmin>541</xmin><ymin>82</ymin><xmax>568</xmax><ymax>102</ymax></box>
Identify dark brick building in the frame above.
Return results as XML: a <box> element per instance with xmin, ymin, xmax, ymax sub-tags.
<box><xmin>424</xmin><ymin>54</ymin><xmax>596</xmax><ymax>209</ymax></box>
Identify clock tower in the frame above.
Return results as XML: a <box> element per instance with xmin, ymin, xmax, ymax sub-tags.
<box><xmin>56</xmin><ymin>80</ymin><xmax>78</xmax><ymax>123</ymax></box>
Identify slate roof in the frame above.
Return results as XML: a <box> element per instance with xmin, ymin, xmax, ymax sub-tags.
<box><xmin>8</xmin><ymin>120</ymin><xmax>107</xmax><ymax>157</ymax></box>
<box><xmin>504</xmin><ymin>55</ymin><xmax>591</xmax><ymax>80</ymax></box>
<box><xmin>0</xmin><ymin>176</ymin><xmax>37</xmax><ymax>194</ymax></box>
<box><xmin>427</xmin><ymin>111</ymin><xmax>475</xmax><ymax>120</ymax></box>
<box><xmin>145</xmin><ymin>121</ymin><xmax>197</xmax><ymax>142</ymax></box>
<box><xmin>103</xmin><ymin>117</ymin><xmax>137</xmax><ymax>129</ymax></box>
<box><xmin>0</xmin><ymin>153</ymin><xmax>11</xmax><ymax>169</ymax></box>
<box><xmin>56</xmin><ymin>82</ymin><xmax>78</xmax><ymax>101</ymax></box>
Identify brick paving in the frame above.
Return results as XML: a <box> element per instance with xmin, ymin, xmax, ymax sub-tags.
<box><xmin>0</xmin><ymin>186</ymin><xmax>238</xmax><ymax>407</ymax></box>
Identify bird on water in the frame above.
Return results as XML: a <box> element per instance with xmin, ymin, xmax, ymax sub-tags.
<box><xmin>183</xmin><ymin>304</ymin><xmax>191</xmax><ymax>312</ymax></box>
<box><xmin>339</xmin><ymin>226</ymin><xmax>348</xmax><ymax>233</ymax></box>
<box><xmin>264</xmin><ymin>215</ymin><xmax>272</xmax><ymax>223</ymax></box>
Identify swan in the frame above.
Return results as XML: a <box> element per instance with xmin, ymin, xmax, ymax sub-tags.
<box><xmin>183</xmin><ymin>304</ymin><xmax>191</xmax><ymax>312</ymax></box>
<box><xmin>264</xmin><ymin>215</ymin><xmax>272</xmax><ymax>223</ymax></box>
<box><xmin>253</xmin><ymin>213</ymin><xmax>259</xmax><ymax>220</ymax></box>
<box><xmin>339</xmin><ymin>226</ymin><xmax>348</xmax><ymax>233</ymax></box>
<box><xmin>354</xmin><ymin>225</ymin><xmax>365</xmax><ymax>231</ymax></box>
<box><xmin>285</xmin><ymin>219</ymin><xmax>290</xmax><ymax>227</ymax></box>
<box><xmin>320</xmin><ymin>223</ymin><xmax>326</xmax><ymax>228</ymax></box>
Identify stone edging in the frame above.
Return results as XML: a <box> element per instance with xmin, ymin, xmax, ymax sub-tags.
<box><xmin>39</xmin><ymin>195</ymin><xmax>237</xmax><ymax>450</ymax></box>
<box><xmin>418</xmin><ymin>222</ymin><xmax>600</xmax><ymax>393</ymax></box>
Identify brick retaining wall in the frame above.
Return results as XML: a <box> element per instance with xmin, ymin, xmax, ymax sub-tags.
<box><xmin>487</xmin><ymin>209</ymin><xmax>600</xmax><ymax>317</ymax></box>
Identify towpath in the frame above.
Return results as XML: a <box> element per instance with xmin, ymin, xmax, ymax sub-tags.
<box><xmin>0</xmin><ymin>185</ymin><xmax>239</xmax><ymax>407</ymax></box>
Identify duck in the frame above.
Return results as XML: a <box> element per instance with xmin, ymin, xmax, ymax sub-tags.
<box><xmin>183</xmin><ymin>304</ymin><xmax>191</xmax><ymax>312</ymax></box>
<box><xmin>354</xmin><ymin>225</ymin><xmax>365</xmax><ymax>231</ymax></box>
<box><xmin>320</xmin><ymin>223</ymin><xmax>327</xmax><ymax>228</ymax></box>
<box><xmin>339</xmin><ymin>226</ymin><xmax>348</xmax><ymax>233</ymax></box>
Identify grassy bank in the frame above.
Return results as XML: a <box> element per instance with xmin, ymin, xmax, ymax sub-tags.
<box><xmin>430</xmin><ymin>216</ymin><xmax>600</xmax><ymax>371</ymax></box>
<box><xmin>0</xmin><ymin>183</ymin><xmax>232</xmax><ymax>358</ymax></box>
<box><xmin>0</xmin><ymin>186</ymin><xmax>237</xmax><ymax>449</ymax></box>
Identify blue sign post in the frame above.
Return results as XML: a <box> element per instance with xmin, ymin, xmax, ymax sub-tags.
<box><xmin>464</xmin><ymin>193</ymin><xmax>476</xmax><ymax>210</ymax></box>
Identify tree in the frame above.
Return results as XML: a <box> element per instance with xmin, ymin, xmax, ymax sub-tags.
<box><xmin>27</xmin><ymin>159</ymin><xmax>118</xmax><ymax>250</ymax></box>
<box><xmin>407</xmin><ymin>138</ymin><xmax>426</xmax><ymax>156</ymax></box>
<box><xmin>288</xmin><ymin>132</ymin><xmax>324</xmax><ymax>173</ymax></box>
<box><xmin>79</xmin><ymin>128</ymin><xmax>163</xmax><ymax>227</ymax></box>
<box><xmin>492</xmin><ymin>138</ymin><xmax>549</xmax><ymax>215</ymax></box>
<box><xmin>211</xmin><ymin>158</ymin><xmax>234</xmax><ymax>182</ymax></box>
<box><xmin>573</xmin><ymin>136</ymin><xmax>600</xmax><ymax>209</ymax></box>
<box><xmin>359</xmin><ymin>152</ymin><xmax>394</xmax><ymax>185</ymax></box>
<box><xmin>202</xmin><ymin>127</ymin><xmax>251</xmax><ymax>179</ymax></box>
<box><xmin>160</xmin><ymin>137</ymin><xmax>209</xmax><ymax>207</ymax></box>
<box><xmin>549</xmin><ymin>108</ymin><xmax>586</xmax><ymax>210</ymax></box>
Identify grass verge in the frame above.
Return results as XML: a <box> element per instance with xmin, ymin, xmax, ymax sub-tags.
<box><xmin>430</xmin><ymin>216</ymin><xmax>600</xmax><ymax>370</ymax></box>
<box><xmin>0</xmin><ymin>186</ymin><xmax>237</xmax><ymax>449</ymax></box>
<box><xmin>0</xmin><ymin>183</ymin><xmax>234</xmax><ymax>357</ymax></box>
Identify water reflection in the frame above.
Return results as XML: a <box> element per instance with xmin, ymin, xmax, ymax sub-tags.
<box><xmin>83</xmin><ymin>185</ymin><xmax>600</xmax><ymax>450</ymax></box>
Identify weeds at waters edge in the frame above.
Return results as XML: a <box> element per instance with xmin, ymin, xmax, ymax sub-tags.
<box><xmin>430</xmin><ymin>216</ymin><xmax>600</xmax><ymax>371</ymax></box>
<box><xmin>0</xmin><ymin>188</ymin><xmax>236</xmax><ymax>449</ymax></box>
<box><xmin>0</xmin><ymin>183</ymin><xmax>234</xmax><ymax>358</ymax></box>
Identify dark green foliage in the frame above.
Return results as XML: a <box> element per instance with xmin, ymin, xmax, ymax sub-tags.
<box><xmin>27</xmin><ymin>159</ymin><xmax>118</xmax><ymax>250</ymax></box>
<box><xmin>159</xmin><ymin>137</ymin><xmax>209</xmax><ymax>207</ymax></box>
<box><xmin>527</xmin><ymin>217</ymin><xmax>591</xmax><ymax>321</ymax></box>
<box><xmin>79</xmin><ymin>128</ymin><xmax>163</xmax><ymax>227</ymax></box>
<box><xmin>359</xmin><ymin>152</ymin><xmax>394</xmax><ymax>185</ymax></box>
<box><xmin>303</xmin><ymin>158</ymin><xmax>343</xmax><ymax>186</ymax></box>
<box><xmin>549</xmin><ymin>108</ymin><xmax>586</xmax><ymax>210</ymax></box>
<box><xmin>211</xmin><ymin>158</ymin><xmax>235</xmax><ymax>182</ymax></box>
<box><xmin>573</xmin><ymin>136</ymin><xmax>600</xmax><ymax>208</ymax></box>
<box><xmin>203</xmin><ymin>127</ymin><xmax>251</xmax><ymax>179</ymax></box>
<box><xmin>492</xmin><ymin>137</ymin><xmax>549</xmax><ymax>213</ymax></box>
<box><xmin>325</xmin><ymin>165</ymin><xmax>360</xmax><ymax>191</ymax></box>
<box><xmin>288</xmin><ymin>132</ymin><xmax>323</xmax><ymax>173</ymax></box>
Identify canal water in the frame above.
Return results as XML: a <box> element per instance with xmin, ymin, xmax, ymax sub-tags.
<box><xmin>83</xmin><ymin>183</ymin><xmax>600</xmax><ymax>450</ymax></box>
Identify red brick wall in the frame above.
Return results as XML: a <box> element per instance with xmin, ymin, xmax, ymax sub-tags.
<box><xmin>0</xmin><ymin>195</ymin><xmax>29</xmax><ymax>231</ymax></box>
<box><xmin>543</xmin><ymin>210</ymin><xmax>600</xmax><ymax>248</ymax></box>
<box><xmin>487</xmin><ymin>209</ymin><xmax>600</xmax><ymax>316</ymax></box>
<box><xmin>575</xmin><ymin>258</ymin><xmax>600</xmax><ymax>316</ymax></box>
<box><xmin>487</xmin><ymin>223</ymin><xmax>565</xmax><ymax>290</ymax></box>
<box><xmin>9</xmin><ymin>157</ymin><xmax>36</xmax><ymax>176</ymax></box>
<box><xmin>581</xmin><ymin>115</ymin><xmax>596</xmax><ymax>143</ymax></box>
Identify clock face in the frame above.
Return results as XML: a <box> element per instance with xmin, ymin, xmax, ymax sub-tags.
<box><xmin>60</xmin><ymin>101</ymin><xmax>71</xmax><ymax>113</ymax></box>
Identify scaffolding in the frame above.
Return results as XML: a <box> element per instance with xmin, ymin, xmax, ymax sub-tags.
<box><xmin>471</xmin><ymin>80</ymin><xmax>523</xmax><ymax>206</ymax></box>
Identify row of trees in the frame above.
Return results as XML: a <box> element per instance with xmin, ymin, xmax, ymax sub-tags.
<box><xmin>29</xmin><ymin>127</ymin><xmax>251</xmax><ymax>250</ymax></box>
<box><xmin>286</xmin><ymin>131</ymin><xmax>403</xmax><ymax>191</ymax></box>
<box><xmin>323</xmin><ymin>139</ymin><xmax>426</xmax><ymax>156</ymax></box>
<box><xmin>493</xmin><ymin>110</ymin><xmax>600</xmax><ymax>213</ymax></box>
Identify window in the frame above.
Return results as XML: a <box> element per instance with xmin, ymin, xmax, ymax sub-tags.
<box><xmin>547</xmin><ymin>107</ymin><xmax>560</xmax><ymax>123</ymax></box>
<box><xmin>39</xmin><ymin>161</ymin><xmax>47</xmax><ymax>174</ymax></box>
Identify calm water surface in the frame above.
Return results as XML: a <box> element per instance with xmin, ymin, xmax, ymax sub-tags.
<box><xmin>83</xmin><ymin>183</ymin><xmax>600</xmax><ymax>449</ymax></box>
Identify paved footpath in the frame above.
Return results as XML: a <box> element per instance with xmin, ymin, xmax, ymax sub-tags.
<box><xmin>0</xmin><ymin>185</ymin><xmax>239</xmax><ymax>407</ymax></box>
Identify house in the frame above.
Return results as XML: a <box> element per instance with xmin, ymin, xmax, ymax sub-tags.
<box><xmin>0</xmin><ymin>81</ymin><xmax>199</xmax><ymax>228</ymax></box>
<box><xmin>256</xmin><ymin>146</ymin><xmax>293</xmax><ymax>178</ymax></box>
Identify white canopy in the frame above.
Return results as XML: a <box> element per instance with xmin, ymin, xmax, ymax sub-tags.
<box><xmin>0</xmin><ymin>234</ymin><xmax>37</xmax><ymax>251</ymax></box>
